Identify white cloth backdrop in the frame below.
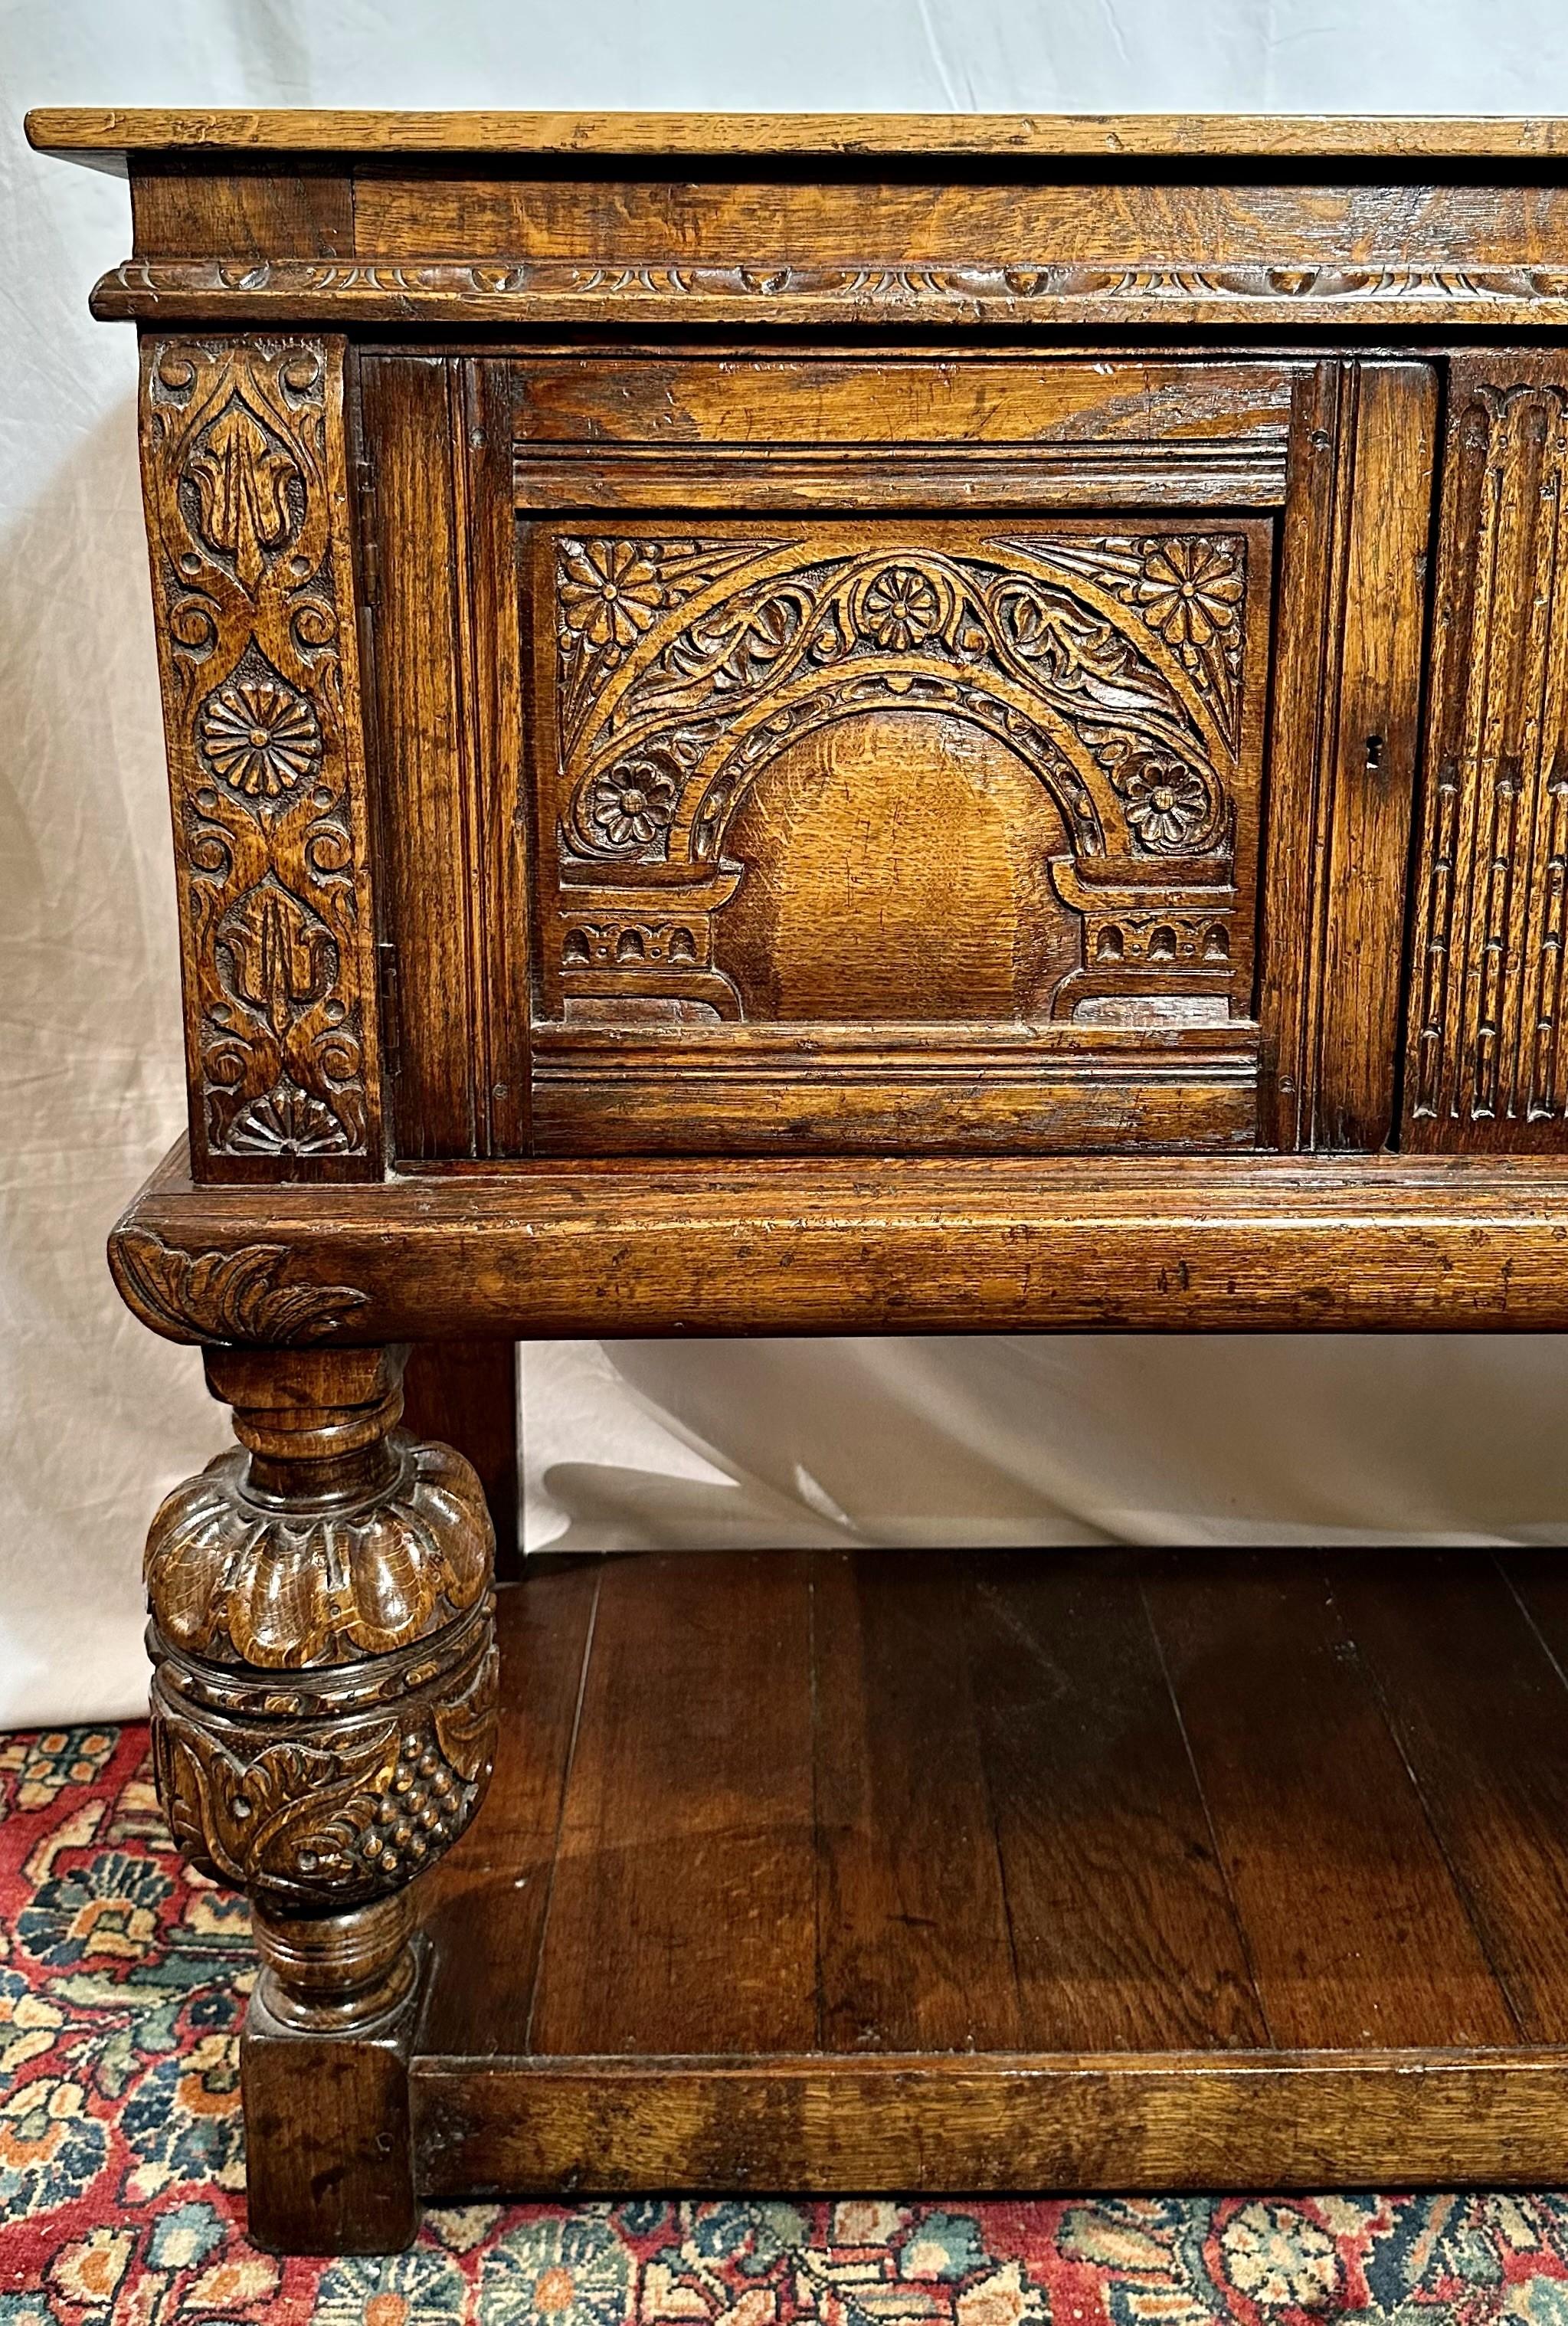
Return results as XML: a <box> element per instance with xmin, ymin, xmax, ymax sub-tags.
<box><xmin>6</xmin><ymin>0</ymin><xmax>1568</xmax><ymax>1731</ymax></box>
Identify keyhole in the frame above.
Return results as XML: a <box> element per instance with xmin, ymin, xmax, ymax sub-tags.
<box><xmin>1365</xmin><ymin>734</ymin><xmax>1384</xmax><ymax>773</ymax></box>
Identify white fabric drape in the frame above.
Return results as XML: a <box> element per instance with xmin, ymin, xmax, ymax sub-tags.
<box><xmin>5</xmin><ymin>0</ymin><xmax>1568</xmax><ymax>1729</ymax></box>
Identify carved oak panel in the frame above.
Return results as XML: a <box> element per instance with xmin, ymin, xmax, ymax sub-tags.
<box><xmin>139</xmin><ymin>336</ymin><xmax>382</xmax><ymax>1178</ymax></box>
<box><xmin>1406</xmin><ymin>354</ymin><xmax>1568</xmax><ymax>1149</ymax></box>
<box><xmin>525</xmin><ymin>514</ymin><xmax>1272</xmax><ymax>1152</ymax></box>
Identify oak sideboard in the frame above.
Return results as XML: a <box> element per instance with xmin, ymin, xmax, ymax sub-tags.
<box><xmin>30</xmin><ymin>105</ymin><xmax>1568</xmax><ymax>2252</ymax></box>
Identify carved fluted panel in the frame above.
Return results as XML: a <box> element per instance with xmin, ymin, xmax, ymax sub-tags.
<box><xmin>138</xmin><ymin>336</ymin><xmax>382</xmax><ymax>1174</ymax></box>
<box><xmin>1406</xmin><ymin>355</ymin><xmax>1568</xmax><ymax>1146</ymax></box>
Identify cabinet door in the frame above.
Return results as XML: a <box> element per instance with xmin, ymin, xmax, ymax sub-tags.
<box><xmin>363</xmin><ymin>351</ymin><xmax>1437</xmax><ymax>1159</ymax></box>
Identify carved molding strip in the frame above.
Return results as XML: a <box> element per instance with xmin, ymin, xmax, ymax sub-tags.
<box><xmin>139</xmin><ymin>336</ymin><xmax>381</xmax><ymax>1170</ymax></box>
<box><xmin>1406</xmin><ymin>361</ymin><xmax>1568</xmax><ymax>1145</ymax></box>
<box><xmin>110</xmin><ymin>1226</ymin><xmax>368</xmax><ymax>1345</ymax></box>
<box><xmin>98</xmin><ymin>257</ymin><xmax>1568</xmax><ymax>326</ymax></box>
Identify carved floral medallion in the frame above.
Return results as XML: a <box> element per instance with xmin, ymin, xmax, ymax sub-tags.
<box><xmin>196</xmin><ymin>662</ymin><xmax>322</xmax><ymax>804</ymax></box>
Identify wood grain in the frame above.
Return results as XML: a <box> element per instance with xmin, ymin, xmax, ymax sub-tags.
<box><xmin>812</xmin><ymin>1551</ymin><xmax>1023</xmax><ymax>2053</ymax></box>
<box><xmin>414</xmin><ymin>2050</ymin><xmax>1568</xmax><ymax>2196</ymax></box>
<box><xmin>417</xmin><ymin>1568</ymin><xmax>599</xmax><ymax>2056</ymax></box>
<box><xmin>30</xmin><ymin>107</ymin><xmax>1568</xmax><ymax>160</ymax></box>
<box><xmin>1329</xmin><ymin>1553</ymin><xmax>1568</xmax><ymax>2044</ymax></box>
<box><xmin>112</xmin><ymin>1142</ymin><xmax>1568</xmax><ymax>1339</ymax></box>
<box><xmin>964</xmin><ymin>1552</ymin><xmax>1267</xmax><ymax>2053</ymax></box>
<box><xmin>400</xmin><ymin>1339</ymin><xmax>520</xmax><ymax>1578</ymax></box>
<box><xmin>1145</xmin><ymin>1553</ymin><xmax>1517</xmax><ymax>2050</ymax></box>
<box><xmin>525</xmin><ymin>1553</ymin><xmax>817</xmax><ymax>2057</ymax></box>
<box><xmin>408</xmin><ymin>1546</ymin><xmax>1568</xmax><ymax>2200</ymax></box>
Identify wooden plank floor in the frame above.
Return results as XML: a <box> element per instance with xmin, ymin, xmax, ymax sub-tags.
<box><xmin>413</xmin><ymin>1548</ymin><xmax>1568</xmax><ymax>2194</ymax></box>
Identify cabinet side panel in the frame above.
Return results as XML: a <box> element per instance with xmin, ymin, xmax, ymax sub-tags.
<box><xmin>1405</xmin><ymin>354</ymin><xmax>1568</xmax><ymax>1150</ymax></box>
<box><xmin>137</xmin><ymin>334</ymin><xmax>383</xmax><ymax>1179</ymax></box>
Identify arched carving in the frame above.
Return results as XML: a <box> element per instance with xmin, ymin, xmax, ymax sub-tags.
<box><xmin>542</xmin><ymin>526</ymin><xmax>1257</xmax><ymax>1027</ymax></box>
<box><xmin>561</xmin><ymin>538</ymin><xmax>1242</xmax><ymax>871</ymax></box>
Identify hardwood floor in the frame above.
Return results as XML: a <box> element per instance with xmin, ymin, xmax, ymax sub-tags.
<box><xmin>411</xmin><ymin>1547</ymin><xmax>1568</xmax><ymax>2194</ymax></box>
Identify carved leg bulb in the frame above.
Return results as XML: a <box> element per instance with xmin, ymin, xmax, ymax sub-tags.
<box><xmin>142</xmin><ymin>1343</ymin><xmax>498</xmax><ymax>2252</ymax></box>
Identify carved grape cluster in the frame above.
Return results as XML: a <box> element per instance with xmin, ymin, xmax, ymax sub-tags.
<box><xmin>362</xmin><ymin>1731</ymin><xmax>466</xmax><ymax>1882</ymax></box>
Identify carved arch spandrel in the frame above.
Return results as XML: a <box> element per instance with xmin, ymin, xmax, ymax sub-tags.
<box><xmin>541</xmin><ymin>523</ymin><xmax>1265</xmax><ymax>1029</ymax></box>
<box><xmin>139</xmin><ymin>336</ymin><xmax>382</xmax><ymax>1176</ymax></box>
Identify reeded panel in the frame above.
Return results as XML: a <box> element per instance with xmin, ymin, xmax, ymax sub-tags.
<box><xmin>524</xmin><ymin>515</ymin><xmax>1273</xmax><ymax>1153</ymax></box>
<box><xmin>1406</xmin><ymin>354</ymin><xmax>1568</xmax><ymax>1149</ymax></box>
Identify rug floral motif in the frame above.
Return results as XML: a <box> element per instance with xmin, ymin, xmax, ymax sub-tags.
<box><xmin>4</xmin><ymin>1725</ymin><xmax>1568</xmax><ymax>2323</ymax></box>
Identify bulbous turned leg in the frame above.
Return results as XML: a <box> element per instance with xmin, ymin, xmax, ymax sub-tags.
<box><xmin>142</xmin><ymin>1343</ymin><xmax>498</xmax><ymax>2252</ymax></box>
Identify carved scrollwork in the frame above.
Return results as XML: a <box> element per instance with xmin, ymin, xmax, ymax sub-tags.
<box><xmin>110</xmin><ymin>1227</ymin><xmax>368</xmax><ymax>1345</ymax></box>
<box><xmin>545</xmin><ymin>527</ymin><xmax>1255</xmax><ymax>1028</ymax></box>
<box><xmin>145</xmin><ymin>1433</ymin><xmax>493</xmax><ymax>1666</ymax></box>
<box><xmin>558</xmin><ymin>536</ymin><xmax>1240</xmax><ymax>878</ymax></box>
<box><xmin>140</xmin><ymin>336</ymin><xmax>379</xmax><ymax>1168</ymax></box>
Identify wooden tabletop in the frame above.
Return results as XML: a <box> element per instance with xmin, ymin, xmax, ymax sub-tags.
<box><xmin>25</xmin><ymin>106</ymin><xmax>1568</xmax><ymax>164</ymax></box>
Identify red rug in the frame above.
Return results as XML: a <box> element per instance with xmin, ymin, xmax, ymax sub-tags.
<box><xmin>3</xmin><ymin>1724</ymin><xmax>1568</xmax><ymax>2323</ymax></box>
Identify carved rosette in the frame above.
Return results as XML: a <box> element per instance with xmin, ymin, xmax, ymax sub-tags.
<box><xmin>141</xmin><ymin>1348</ymin><xmax>498</xmax><ymax>1954</ymax></box>
<box><xmin>139</xmin><ymin>336</ymin><xmax>381</xmax><ymax>1169</ymax></box>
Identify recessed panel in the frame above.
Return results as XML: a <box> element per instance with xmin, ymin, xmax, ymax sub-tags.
<box><xmin>524</xmin><ymin>512</ymin><xmax>1272</xmax><ymax>1152</ymax></box>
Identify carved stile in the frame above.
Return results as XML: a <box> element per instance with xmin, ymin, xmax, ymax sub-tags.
<box><xmin>138</xmin><ymin>337</ymin><xmax>382</xmax><ymax>1176</ymax></box>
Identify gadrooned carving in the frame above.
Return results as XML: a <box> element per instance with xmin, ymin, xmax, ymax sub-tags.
<box><xmin>145</xmin><ymin>1432</ymin><xmax>493</xmax><ymax>1667</ymax></box>
<box><xmin>110</xmin><ymin>1227</ymin><xmax>369</xmax><ymax>1346</ymax></box>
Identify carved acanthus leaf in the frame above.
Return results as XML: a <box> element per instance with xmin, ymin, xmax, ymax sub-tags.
<box><xmin>149</xmin><ymin>1618</ymin><xmax>499</xmax><ymax>1912</ymax></box>
<box><xmin>111</xmin><ymin>1227</ymin><xmax>368</xmax><ymax>1346</ymax></box>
